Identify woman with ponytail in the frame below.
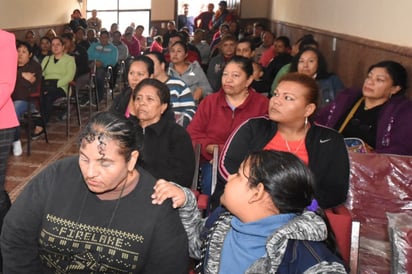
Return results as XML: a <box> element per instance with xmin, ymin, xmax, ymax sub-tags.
<box><xmin>152</xmin><ymin>150</ymin><xmax>347</xmax><ymax>273</ymax></box>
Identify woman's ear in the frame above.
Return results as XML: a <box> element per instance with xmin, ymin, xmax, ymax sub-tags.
<box><xmin>245</xmin><ymin>75</ymin><xmax>254</xmax><ymax>88</ymax></box>
<box><xmin>305</xmin><ymin>103</ymin><xmax>316</xmax><ymax>117</ymax></box>
<box><xmin>128</xmin><ymin>150</ymin><xmax>139</xmax><ymax>171</ymax></box>
<box><xmin>248</xmin><ymin>182</ymin><xmax>266</xmax><ymax>203</ymax></box>
<box><xmin>160</xmin><ymin>103</ymin><xmax>168</xmax><ymax>115</ymax></box>
<box><xmin>390</xmin><ymin>85</ymin><xmax>401</xmax><ymax>96</ymax></box>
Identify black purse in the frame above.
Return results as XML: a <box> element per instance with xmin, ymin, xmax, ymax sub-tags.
<box><xmin>41</xmin><ymin>56</ymin><xmax>58</xmax><ymax>93</ymax></box>
<box><xmin>41</xmin><ymin>78</ymin><xmax>58</xmax><ymax>90</ymax></box>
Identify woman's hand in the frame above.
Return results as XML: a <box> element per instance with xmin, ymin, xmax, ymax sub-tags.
<box><xmin>22</xmin><ymin>72</ymin><xmax>36</xmax><ymax>84</ymax></box>
<box><xmin>152</xmin><ymin>179</ymin><xmax>186</xmax><ymax>208</ymax></box>
<box><xmin>193</xmin><ymin>87</ymin><xmax>203</xmax><ymax>102</ymax></box>
<box><xmin>206</xmin><ymin>144</ymin><xmax>218</xmax><ymax>154</ymax></box>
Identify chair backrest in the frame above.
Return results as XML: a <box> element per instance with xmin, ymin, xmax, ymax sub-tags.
<box><xmin>210</xmin><ymin>145</ymin><xmax>219</xmax><ymax>195</ymax></box>
<box><xmin>325</xmin><ymin>205</ymin><xmax>359</xmax><ymax>273</ymax></box>
<box><xmin>191</xmin><ymin>143</ymin><xmax>201</xmax><ymax>191</ymax></box>
<box><xmin>191</xmin><ymin>144</ymin><xmax>208</xmax><ymax>211</ymax></box>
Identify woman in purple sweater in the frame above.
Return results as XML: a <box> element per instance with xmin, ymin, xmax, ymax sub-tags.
<box><xmin>316</xmin><ymin>60</ymin><xmax>412</xmax><ymax>155</ymax></box>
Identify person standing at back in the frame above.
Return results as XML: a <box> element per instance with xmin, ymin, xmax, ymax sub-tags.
<box><xmin>195</xmin><ymin>3</ymin><xmax>215</xmax><ymax>32</ymax></box>
<box><xmin>86</xmin><ymin>9</ymin><xmax>102</xmax><ymax>34</ymax></box>
<box><xmin>177</xmin><ymin>4</ymin><xmax>195</xmax><ymax>35</ymax></box>
<box><xmin>0</xmin><ymin>30</ymin><xmax>18</xmax><ymax>265</ymax></box>
<box><xmin>69</xmin><ymin>9</ymin><xmax>87</xmax><ymax>32</ymax></box>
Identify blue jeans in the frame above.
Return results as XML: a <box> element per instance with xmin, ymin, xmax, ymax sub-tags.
<box><xmin>200</xmin><ymin>162</ymin><xmax>212</xmax><ymax>196</ymax></box>
<box><xmin>13</xmin><ymin>100</ymin><xmax>35</xmax><ymax>141</ymax></box>
<box><xmin>95</xmin><ymin>67</ymin><xmax>106</xmax><ymax>102</ymax></box>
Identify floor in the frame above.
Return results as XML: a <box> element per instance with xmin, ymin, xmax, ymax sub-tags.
<box><xmin>5</xmin><ymin>101</ymin><xmax>108</xmax><ymax>202</ymax></box>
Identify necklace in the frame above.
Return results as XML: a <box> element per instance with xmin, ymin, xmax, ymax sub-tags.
<box><xmin>284</xmin><ymin>137</ymin><xmax>305</xmax><ymax>154</ymax></box>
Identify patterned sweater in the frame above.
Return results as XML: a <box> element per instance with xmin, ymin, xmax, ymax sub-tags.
<box><xmin>178</xmin><ymin>187</ymin><xmax>348</xmax><ymax>274</ymax></box>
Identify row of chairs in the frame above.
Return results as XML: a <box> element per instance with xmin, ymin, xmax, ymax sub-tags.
<box><xmin>24</xmin><ymin>65</ymin><xmax>119</xmax><ymax>156</ymax></box>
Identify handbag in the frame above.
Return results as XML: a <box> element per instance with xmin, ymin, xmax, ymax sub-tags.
<box><xmin>41</xmin><ymin>56</ymin><xmax>58</xmax><ymax>93</ymax></box>
<box><xmin>41</xmin><ymin>78</ymin><xmax>58</xmax><ymax>91</ymax></box>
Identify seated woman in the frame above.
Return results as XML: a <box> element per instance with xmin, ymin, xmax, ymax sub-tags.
<box><xmin>270</xmin><ymin>34</ymin><xmax>319</xmax><ymax>93</ymax></box>
<box><xmin>316</xmin><ymin>60</ymin><xmax>412</xmax><ymax>155</ymax></box>
<box><xmin>35</xmin><ymin>36</ymin><xmax>51</xmax><ymax>63</ymax></box>
<box><xmin>110</xmin><ymin>56</ymin><xmax>154</xmax><ymax>116</ymax></box>
<box><xmin>187</xmin><ymin>56</ymin><xmax>269</xmax><ymax>196</ymax></box>
<box><xmin>289</xmin><ymin>47</ymin><xmax>344</xmax><ymax>105</ymax></box>
<box><xmin>218</xmin><ymin>73</ymin><xmax>349</xmax><ymax>209</ymax></box>
<box><xmin>131</xmin><ymin>78</ymin><xmax>195</xmax><ymax>188</ymax></box>
<box><xmin>1</xmin><ymin>111</ymin><xmax>189</xmax><ymax>273</ymax></box>
<box><xmin>32</xmin><ymin>37</ymin><xmax>76</xmax><ymax>139</ymax></box>
<box><xmin>168</xmin><ymin>41</ymin><xmax>212</xmax><ymax>102</ymax></box>
<box><xmin>145</xmin><ymin>51</ymin><xmax>196</xmax><ymax>127</ymax></box>
<box><xmin>152</xmin><ymin>150</ymin><xmax>347</xmax><ymax>273</ymax></box>
<box><xmin>11</xmin><ymin>41</ymin><xmax>42</xmax><ymax>156</ymax></box>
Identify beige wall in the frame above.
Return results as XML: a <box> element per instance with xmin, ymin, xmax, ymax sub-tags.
<box><xmin>240</xmin><ymin>0</ymin><xmax>270</xmax><ymax>18</ymax></box>
<box><xmin>270</xmin><ymin>0</ymin><xmax>412</xmax><ymax>47</ymax></box>
<box><xmin>0</xmin><ymin>0</ymin><xmax>80</xmax><ymax>30</ymax></box>
<box><xmin>151</xmin><ymin>0</ymin><xmax>175</xmax><ymax>21</ymax></box>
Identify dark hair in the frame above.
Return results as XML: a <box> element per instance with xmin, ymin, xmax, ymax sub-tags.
<box><xmin>113</xmin><ymin>30</ymin><xmax>121</xmax><ymax>36</ymax></box>
<box><xmin>290</xmin><ymin>47</ymin><xmax>329</xmax><ymax>79</ymax></box>
<box><xmin>297</xmin><ymin>34</ymin><xmax>319</xmax><ymax>51</ymax></box>
<box><xmin>243</xmin><ymin>149</ymin><xmax>342</xmax><ymax>259</ymax></box>
<box><xmin>25</xmin><ymin>30</ymin><xmax>35</xmax><ymax>37</ymax></box>
<box><xmin>170</xmin><ymin>40</ymin><xmax>188</xmax><ymax>53</ymax></box>
<box><xmin>220</xmin><ymin>33</ymin><xmax>237</xmax><ymax>44</ymax></box>
<box><xmin>275</xmin><ymin>36</ymin><xmax>291</xmax><ymax>49</ymax></box>
<box><xmin>78</xmin><ymin>111</ymin><xmax>142</xmax><ymax>161</ymax></box>
<box><xmin>136</xmin><ymin>25</ymin><xmax>144</xmax><ymax>30</ymax></box>
<box><xmin>73</xmin><ymin>9</ymin><xmax>81</xmax><ymax>16</ymax></box>
<box><xmin>16</xmin><ymin>40</ymin><xmax>33</xmax><ymax>55</ymax></box>
<box><xmin>40</xmin><ymin>36</ymin><xmax>51</xmax><ymax>44</ymax></box>
<box><xmin>278</xmin><ymin>72</ymin><xmax>320</xmax><ymax>115</ymax></box>
<box><xmin>178</xmin><ymin>31</ymin><xmax>190</xmax><ymax>44</ymax></box>
<box><xmin>169</xmin><ymin>32</ymin><xmax>185</xmax><ymax>43</ymax></box>
<box><xmin>100</xmin><ymin>30</ymin><xmax>109</xmax><ymax>37</ymax></box>
<box><xmin>75</xmin><ymin>26</ymin><xmax>85</xmax><ymax>34</ymax></box>
<box><xmin>61</xmin><ymin>32</ymin><xmax>74</xmax><ymax>41</ymax></box>
<box><xmin>244</xmin><ymin>150</ymin><xmax>314</xmax><ymax>213</ymax></box>
<box><xmin>128</xmin><ymin>55</ymin><xmax>155</xmax><ymax>76</ymax></box>
<box><xmin>132</xmin><ymin>78</ymin><xmax>170</xmax><ymax>110</ymax></box>
<box><xmin>237</xmin><ymin>37</ymin><xmax>256</xmax><ymax>51</ymax></box>
<box><xmin>226</xmin><ymin>55</ymin><xmax>254</xmax><ymax>78</ymax></box>
<box><xmin>368</xmin><ymin>60</ymin><xmax>408</xmax><ymax>94</ymax></box>
<box><xmin>51</xmin><ymin>36</ymin><xmax>64</xmax><ymax>46</ymax></box>
<box><xmin>145</xmin><ymin>51</ymin><xmax>166</xmax><ymax>66</ymax></box>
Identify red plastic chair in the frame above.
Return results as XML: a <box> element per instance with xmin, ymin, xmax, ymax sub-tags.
<box><xmin>325</xmin><ymin>205</ymin><xmax>360</xmax><ymax>273</ymax></box>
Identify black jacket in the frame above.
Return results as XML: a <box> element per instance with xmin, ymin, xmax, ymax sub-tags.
<box><xmin>137</xmin><ymin>116</ymin><xmax>195</xmax><ymax>188</ymax></box>
<box><xmin>217</xmin><ymin>117</ymin><xmax>349</xmax><ymax>208</ymax></box>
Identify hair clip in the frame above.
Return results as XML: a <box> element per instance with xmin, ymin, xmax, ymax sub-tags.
<box><xmin>306</xmin><ymin>199</ymin><xmax>318</xmax><ymax>212</ymax></box>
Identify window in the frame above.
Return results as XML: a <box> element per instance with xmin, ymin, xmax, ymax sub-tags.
<box><xmin>86</xmin><ymin>0</ymin><xmax>151</xmax><ymax>36</ymax></box>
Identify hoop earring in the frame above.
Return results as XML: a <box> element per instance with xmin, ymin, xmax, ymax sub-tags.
<box><xmin>304</xmin><ymin>117</ymin><xmax>308</xmax><ymax>128</ymax></box>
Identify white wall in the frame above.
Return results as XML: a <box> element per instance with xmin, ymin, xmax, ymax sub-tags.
<box><xmin>270</xmin><ymin>0</ymin><xmax>412</xmax><ymax>47</ymax></box>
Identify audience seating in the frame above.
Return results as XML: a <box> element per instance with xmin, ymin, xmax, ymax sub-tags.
<box><xmin>25</xmin><ymin>85</ymin><xmax>48</xmax><ymax>156</ymax></box>
<box><xmin>325</xmin><ymin>205</ymin><xmax>360</xmax><ymax>273</ymax></box>
<box><xmin>191</xmin><ymin>144</ymin><xmax>209</xmax><ymax>211</ymax></box>
<box><xmin>346</xmin><ymin>152</ymin><xmax>412</xmax><ymax>273</ymax></box>
<box><xmin>66</xmin><ymin>81</ymin><xmax>81</xmax><ymax>137</ymax></box>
